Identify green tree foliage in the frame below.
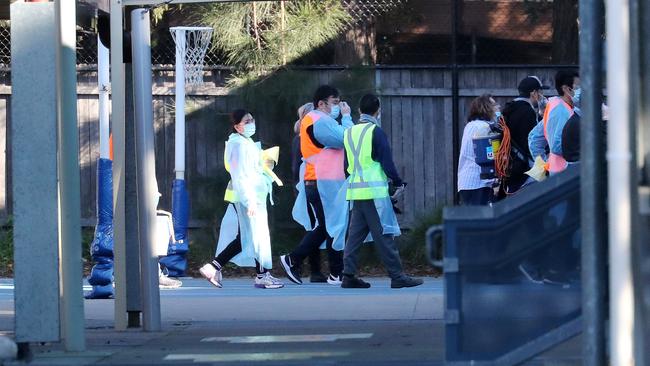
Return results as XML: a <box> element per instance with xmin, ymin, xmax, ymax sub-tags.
<box><xmin>199</xmin><ymin>0</ymin><xmax>350</xmax><ymax>85</ymax></box>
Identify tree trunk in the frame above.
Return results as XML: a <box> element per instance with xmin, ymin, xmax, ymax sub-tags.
<box><xmin>551</xmin><ymin>0</ymin><xmax>579</xmax><ymax>64</ymax></box>
<box><xmin>334</xmin><ymin>21</ymin><xmax>377</xmax><ymax>66</ymax></box>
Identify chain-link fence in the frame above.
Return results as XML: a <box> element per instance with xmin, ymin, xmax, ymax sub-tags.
<box><xmin>0</xmin><ymin>24</ymin><xmax>9</xmax><ymax>66</ymax></box>
<box><xmin>0</xmin><ymin>0</ymin><xmax>576</xmax><ymax>67</ymax></box>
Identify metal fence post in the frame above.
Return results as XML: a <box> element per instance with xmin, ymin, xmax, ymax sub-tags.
<box><xmin>605</xmin><ymin>0</ymin><xmax>636</xmax><ymax>363</ymax></box>
<box><xmin>131</xmin><ymin>8</ymin><xmax>162</xmax><ymax>332</ymax></box>
<box><xmin>578</xmin><ymin>0</ymin><xmax>606</xmax><ymax>364</ymax></box>
<box><xmin>110</xmin><ymin>0</ymin><xmax>128</xmax><ymax>331</ymax></box>
<box><xmin>451</xmin><ymin>0</ymin><xmax>460</xmax><ymax>204</ymax></box>
<box><xmin>55</xmin><ymin>0</ymin><xmax>85</xmax><ymax>352</ymax></box>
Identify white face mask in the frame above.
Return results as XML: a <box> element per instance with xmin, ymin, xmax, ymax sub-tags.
<box><xmin>572</xmin><ymin>87</ymin><xmax>581</xmax><ymax>107</ymax></box>
<box><xmin>329</xmin><ymin>104</ymin><xmax>341</xmax><ymax>119</ymax></box>
<box><xmin>242</xmin><ymin>123</ymin><xmax>256</xmax><ymax>138</ymax></box>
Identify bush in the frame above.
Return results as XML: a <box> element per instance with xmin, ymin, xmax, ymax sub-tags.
<box><xmin>396</xmin><ymin>207</ymin><xmax>444</xmax><ymax>277</ymax></box>
<box><xmin>0</xmin><ymin>217</ymin><xmax>13</xmax><ymax>277</ymax></box>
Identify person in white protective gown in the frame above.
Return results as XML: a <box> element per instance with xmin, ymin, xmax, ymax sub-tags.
<box><xmin>199</xmin><ymin>109</ymin><xmax>284</xmax><ymax>289</ymax></box>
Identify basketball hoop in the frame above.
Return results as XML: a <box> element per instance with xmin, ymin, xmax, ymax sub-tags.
<box><xmin>170</xmin><ymin>26</ymin><xmax>213</xmax><ymax>85</ymax></box>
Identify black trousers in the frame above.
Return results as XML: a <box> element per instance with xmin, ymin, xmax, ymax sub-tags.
<box><xmin>304</xmin><ymin>193</ymin><xmax>322</xmax><ymax>274</ymax></box>
<box><xmin>459</xmin><ymin>187</ymin><xmax>494</xmax><ymax>206</ymax></box>
<box><xmin>290</xmin><ymin>184</ymin><xmax>343</xmax><ymax>277</ymax></box>
<box><xmin>294</xmin><ymin>189</ymin><xmax>322</xmax><ymax>274</ymax></box>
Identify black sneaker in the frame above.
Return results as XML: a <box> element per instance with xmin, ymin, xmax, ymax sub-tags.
<box><xmin>341</xmin><ymin>275</ymin><xmax>371</xmax><ymax>288</ymax></box>
<box><xmin>391</xmin><ymin>276</ymin><xmax>423</xmax><ymax>289</ymax></box>
<box><xmin>310</xmin><ymin>272</ymin><xmax>327</xmax><ymax>283</ymax></box>
<box><xmin>280</xmin><ymin>255</ymin><xmax>302</xmax><ymax>284</ymax></box>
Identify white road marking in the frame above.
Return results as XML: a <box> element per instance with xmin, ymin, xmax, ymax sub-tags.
<box><xmin>200</xmin><ymin>333</ymin><xmax>373</xmax><ymax>343</ymax></box>
<box><xmin>164</xmin><ymin>351</ymin><xmax>350</xmax><ymax>363</ymax></box>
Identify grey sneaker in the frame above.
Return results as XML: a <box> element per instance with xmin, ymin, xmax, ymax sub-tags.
<box><xmin>159</xmin><ymin>274</ymin><xmax>182</xmax><ymax>289</ymax></box>
<box><xmin>199</xmin><ymin>263</ymin><xmax>223</xmax><ymax>288</ymax></box>
<box><xmin>254</xmin><ymin>272</ymin><xmax>284</xmax><ymax>289</ymax></box>
<box><xmin>391</xmin><ymin>276</ymin><xmax>423</xmax><ymax>289</ymax></box>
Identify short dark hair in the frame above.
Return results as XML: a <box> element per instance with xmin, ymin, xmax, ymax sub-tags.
<box><xmin>231</xmin><ymin>109</ymin><xmax>249</xmax><ymax>125</ymax></box>
<box><xmin>467</xmin><ymin>94</ymin><xmax>494</xmax><ymax>122</ymax></box>
<box><xmin>555</xmin><ymin>70</ymin><xmax>579</xmax><ymax>96</ymax></box>
<box><xmin>359</xmin><ymin>94</ymin><xmax>380</xmax><ymax>115</ymax></box>
<box><xmin>312</xmin><ymin>85</ymin><xmax>340</xmax><ymax>108</ymax></box>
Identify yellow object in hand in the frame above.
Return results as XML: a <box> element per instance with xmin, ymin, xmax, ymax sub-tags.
<box><xmin>525</xmin><ymin>156</ymin><xmax>548</xmax><ymax>182</ymax></box>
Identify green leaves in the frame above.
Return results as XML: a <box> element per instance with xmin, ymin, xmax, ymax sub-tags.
<box><xmin>199</xmin><ymin>0</ymin><xmax>350</xmax><ymax>86</ymax></box>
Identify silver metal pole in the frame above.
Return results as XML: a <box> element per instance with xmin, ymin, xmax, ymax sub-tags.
<box><xmin>131</xmin><ymin>8</ymin><xmax>162</xmax><ymax>332</ymax></box>
<box><xmin>579</xmin><ymin>0</ymin><xmax>606</xmax><ymax>363</ymax></box>
<box><xmin>110</xmin><ymin>0</ymin><xmax>128</xmax><ymax>331</ymax></box>
<box><xmin>54</xmin><ymin>0</ymin><xmax>85</xmax><ymax>352</ymax></box>
<box><xmin>173</xmin><ymin>28</ymin><xmax>186</xmax><ymax>180</ymax></box>
<box><xmin>10</xmin><ymin>1</ymin><xmax>60</xmax><ymax>344</ymax></box>
<box><xmin>98</xmin><ymin>36</ymin><xmax>110</xmax><ymax>160</ymax></box>
<box><xmin>606</xmin><ymin>0</ymin><xmax>636</xmax><ymax>363</ymax></box>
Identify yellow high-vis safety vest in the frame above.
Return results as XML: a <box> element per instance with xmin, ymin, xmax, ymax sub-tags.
<box><xmin>344</xmin><ymin>123</ymin><xmax>389</xmax><ymax>200</ymax></box>
<box><xmin>223</xmin><ymin>144</ymin><xmax>237</xmax><ymax>203</ymax></box>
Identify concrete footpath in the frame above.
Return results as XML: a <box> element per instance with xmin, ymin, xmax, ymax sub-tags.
<box><xmin>0</xmin><ymin>277</ymin><xmax>580</xmax><ymax>365</ymax></box>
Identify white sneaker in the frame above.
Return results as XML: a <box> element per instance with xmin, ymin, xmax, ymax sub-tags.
<box><xmin>327</xmin><ymin>274</ymin><xmax>342</xmax><ymax>285</ymax></box>
<box><xmin>199</xmin><ymin>263</ymin><xmax>223</xmax><ymax>288</ymax></box>
<box><xmin>159</xmin><ymin>274</ymin><xmax>182</xmax><ymax>289</ymax></box>
<box><xmin>255</xmin><ymin>272</ymin><xmax>284</xmax><ymax>289</ymax></box>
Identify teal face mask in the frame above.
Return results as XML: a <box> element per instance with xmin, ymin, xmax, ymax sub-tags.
<box><xmin>242</xmin><ymin>123</ymin><xmax>256</xmax><ymax>138</ymax></box>
<box><xmin>329</xmin><ymin>104</ymin><xmax>340</xmax><ymax>119</ymax></box>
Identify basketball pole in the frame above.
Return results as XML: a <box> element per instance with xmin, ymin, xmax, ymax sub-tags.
<box><xmin>99</xmin><ymin>37</ymin><xmax>110</xmax><ymax>160</ymax></box>
<box><xmin>174</xmin><ymin>29</ymin><xmax>186</xmax><ymax>181</ymax></box>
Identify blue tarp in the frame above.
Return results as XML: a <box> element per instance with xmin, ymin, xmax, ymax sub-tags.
<box><xmin>86</xmin><ymin>158</ymin><xmax>114</xmax><ymax>299</ymax></box>
<box><xmin>159</xmin><ymin>179</ymin><xmax>189</xmax><ymax>277</ymax></box>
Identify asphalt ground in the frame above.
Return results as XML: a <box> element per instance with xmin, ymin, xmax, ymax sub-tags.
<box><xmin>0</xmin><ymin>277</ymin><xmax>580</xmax><ymax>365</ymax></box>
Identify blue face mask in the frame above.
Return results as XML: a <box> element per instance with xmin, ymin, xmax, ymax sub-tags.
<box><xmin>572</xmin><ymin>88</ymin><xmax>581</xmax><ymax>107</ymax></box>
<box><xmin>242</xmin><ymin>123</ymin><xmax>256</xmax><ymax>138</ymax></box>
<box><xmin>329</xmin><ymin>104</ymin><xmax>341</xmax><ymax>119</ymax></box>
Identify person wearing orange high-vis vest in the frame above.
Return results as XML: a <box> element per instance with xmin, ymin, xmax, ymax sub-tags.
<box><xmin>281</xmin><ymin>85</ymin><xmax>353</xmax><ymax>285</ymax></box>
<box><xmin>528</xmin><ymin>70</ymin><xmax>580</xmax><ymax>175</ymax></box>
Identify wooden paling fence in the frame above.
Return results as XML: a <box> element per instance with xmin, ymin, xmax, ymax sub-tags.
<box><xmin>0</xmin><ymin>66</ymin><xmax>565</xmax><ymax>227</ymax></box>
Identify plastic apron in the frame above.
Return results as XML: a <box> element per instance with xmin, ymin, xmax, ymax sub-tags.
<box><xmin>291</xmin><ymin>148</ymin><xmax>349</xmax><ymax>251</ymax></box>
<box><xmin>215</xmin><ymin>135</ymin><xmax>273</xmax><ymax>269</ymax></box>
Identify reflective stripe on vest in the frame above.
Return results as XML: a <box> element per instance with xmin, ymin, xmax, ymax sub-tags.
<box><xmin>300</xmin><ymin>111</ymin><xmax>324</xmax><ymax>180</ymax></box>
<box><xmin>543</xmin><ymin>97</ymin><xmax>572</xmax><ymax>173</ymax></box>
<box><xmin>344</xmin><ymin>123</ymin><xmax>389</xmax><ymax>200</ymax></box>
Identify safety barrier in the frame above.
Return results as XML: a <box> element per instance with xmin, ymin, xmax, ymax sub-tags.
<box><xmin>428</xmin><ymin>167</ymin><xmax>581</xmax><ymax>365</ymax></box>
